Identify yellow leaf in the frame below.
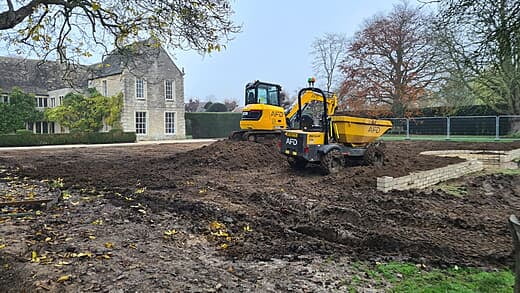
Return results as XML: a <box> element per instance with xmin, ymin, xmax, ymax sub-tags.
<box><xmin>31</xmin><ymin>251</ymin><xmax>40</xmax><ymax>263</ymax></box>
<box><xmin>0</xmin><ymin>244</ymin><xmax>6</xmax><ymax>249</ymax></box>
<box><xmin>211</xmin><ymin>230</ymin><xmax>229</xmax><ymax>237</ymax></box>
<box><xmin>45</xmin><ymin>237</ymin><xmax>51</xmax><ymax>242</ymax></box>
<box><xmin>91</xmin><ymin>219</ymin><xmax>103</xmax><ymax>225</ymax></box>
<box><xmin>164</xmin><ymin>229</ymin><xmax>178</xmax><ymax>236</ymax></box>
<box><xmin>220</xmin><ymin>243</ymin><xmax>229</xmax><ymax>249</ymax></box>
<box><xmin>243</xmin><ymin>225</ymin><xmax>253</xmax><ymax>232</ymax></box>
<box><xmin>70</xmin><ymin>201</ymin><xmax>80</xmax><ymax>206</ymax></box>
<box><xmin>209</xmin><ymin>221</ymin><xmax>225</xmax><ymax>230</ymax></box>
<box><xmin>104</xmin><ymin>242</ymin><xmax>114</xmax><ymax>249</ymax></box>
<box><xmin>91</xmin><ymin>2</ymin><xmax>101</xmax><ymax>10</ymax></box>
<box><xmin>88</xmin><ymin>235</ymin><xmax>96</xmax><ymax>240</ymax></box>
<box><xmin>35</xmin><ymin>211</ymin><xmax>42</xmax><ymax>215</ymax></box>
<box><xmin>101</xmin><ymin>254</ymin><xmax>110</xmax><ymax>259</ymax></box>
<box><xmin>57</xmin><ymin>275</ymin><xmax>71</xmax><ymax>282</ymax></box>
<box><xmin>135</xmin><ymin>187</ymin><xmax>146</xmax><ymax>194</ymax></box>
<box><xmin>73</xmin><ymin>252</ymin><xmax>93</xmax><ymax>258</ymax></box>
<box><xmin>62</xmin><ymin>191</ymin><xmax>72</xmax><ymax>199</ymax></box>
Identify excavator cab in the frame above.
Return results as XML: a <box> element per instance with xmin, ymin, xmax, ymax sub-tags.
<box><xmin>232</xmin><ymin>81</ymin><xmax>287</xmax><ymax>141</ymax></box>
<box><xmin>244</xmin><ymin>81</ymin><xmax>281</xmax><ymax>106</ymax></box>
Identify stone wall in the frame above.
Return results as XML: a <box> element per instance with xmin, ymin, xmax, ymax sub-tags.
<box><xmin>377</xmin><ymin>160</ymin><xmax>484</xmax><ymax>192</ymax></box>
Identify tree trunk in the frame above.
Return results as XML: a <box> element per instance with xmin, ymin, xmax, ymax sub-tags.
<box><xmin>509</xmin><ymin>215</ymin><xmax>520</xmax><ymax>293</ymax></box>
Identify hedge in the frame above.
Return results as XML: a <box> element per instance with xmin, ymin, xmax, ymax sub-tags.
<box><xmin>185</xmin><ymin>112</ymin><xmax>241</xmax><ymax>138</ymax></box>
<box><xmin>0</xmin><ymin>131</ymin><xmax>136</xmax><ymax>147</ymax></box>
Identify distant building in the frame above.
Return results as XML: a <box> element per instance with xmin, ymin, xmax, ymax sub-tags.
<box><xmin>0</xmin><ymin>41</ymin><xmax>186</xmax><ymax>140</ymax></box>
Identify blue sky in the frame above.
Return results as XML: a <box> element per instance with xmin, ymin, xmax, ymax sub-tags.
<box><xmin>174</xmin><ymin>0</ymin><xmax>408</xmax><ymax>103</ymax></box>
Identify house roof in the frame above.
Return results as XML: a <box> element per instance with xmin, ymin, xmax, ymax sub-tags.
<box><xmin>89</xmin><ymin>40</ymin><xmax>179</xmax><ymax>79</ymax></box>
<box><xmin>0</xmin><ymin>56</ymin><xmax>89</xmax><ymax>95</ymax></box>
<box><xmin>0</xmin><ymin>40</ymin><xmax>182</xmax><ymax>94</ymax></box>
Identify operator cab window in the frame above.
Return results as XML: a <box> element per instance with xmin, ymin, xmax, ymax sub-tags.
<box><xmin>246</xmin><ymin>88</ymin><xmax>256</xmax><ymax>105</ymax></box>
<box><xmin>245</xmin><ymin>84</ymin><xmax>280</xmax><ymax>106</ymax></box>
<box><xmin>257</xmin><ymin>87</ymin><xmax>268</xmax><ymax>104</ymax></box>
<box><xmin>266</xmin><ymin>85</ymin><xmax>280</xmax><ymax>106</ymax></box>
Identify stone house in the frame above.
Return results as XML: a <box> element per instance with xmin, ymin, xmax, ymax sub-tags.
<box><xmin>0</xmin><ymin>42</ymin><xmax>186</xmax><ymax>140</ymax></box>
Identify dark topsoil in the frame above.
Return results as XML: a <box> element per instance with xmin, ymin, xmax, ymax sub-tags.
<box><xmin>0</xmin><ymin>140</ymin><xmax>519</xmax><ymax>291</ymax></box>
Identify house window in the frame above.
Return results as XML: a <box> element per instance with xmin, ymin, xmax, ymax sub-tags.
<box><xmin>136</xmin><ymin>79</ymin><xmax>145</xmax><ymax>99</ymax></box>
<box><xmin>102</xmin><ymin>80</ymin><xmax>108</xmax><ymax>96</ymax></box>
<box><xmin>165</xmin><ymin>112</ymin><xmax>175</xmax><ymax>134</ymax></box>
<box><xmin>165</xmin><ymin>80</ymin><xmax>174</xmax><ymax>100</ymax></box>
<box><xmin>1</xmin><ymin>95</ymin><xmax>8</xmax><ymax>104</ymax></box>
<box><xmin>49</xmin><ymin>97</ymin><xmax>56</xmax><ymax>108</ymax></box>
<box><xmin>58</xmin><ymin>96</ymin><xmax>64</xmax><ymax>106</ymax></box>
<box><xmin>135</xmin><ymin>111</ymin><xmax>147</xmax><ymax>134</ymax></box>
<box><xmin>35</xmin><ymin>97</ymin><xmax>48</xmax><ymax>108</ymax></box>
<box><xmin>32</xmin><ymin>121</ymin><xmax>55</xmax><ymax>134</ymax></box>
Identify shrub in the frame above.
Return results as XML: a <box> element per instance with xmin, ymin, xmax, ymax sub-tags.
<box><xmin>206</xmin><ymin>102</ymin><xmax>228</xmax><ymax>112</ymax></box>
<box><xmin>185</xmin><ymin>112</ymin><xmax>241</xmax><ymax>138</ymax></box>
<box><xmin>0</xmin><ymin>132</ymin><xmax>136</xmax><ymax>147</ymax></box>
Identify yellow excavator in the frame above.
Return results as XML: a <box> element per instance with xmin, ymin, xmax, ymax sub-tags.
<box><xmin>230</xmin><ymin>78</ymin><xmax>338</xmax><ymax>141</ymax></box>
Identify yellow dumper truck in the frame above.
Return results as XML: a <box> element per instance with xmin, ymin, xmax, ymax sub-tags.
<box><xmin>280</xmin><ymin>87</ymin><xmax>392</xmax><ymax>174</ymax></box>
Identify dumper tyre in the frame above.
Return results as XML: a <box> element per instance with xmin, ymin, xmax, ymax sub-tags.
<box><xmin>364</xmin><ymin>142</ymin><xmax>385</xmax><ymax>167</ymax></box>
<box><xmin>320</xmin><ymin>149</ymin><xmax>344</xmax><ymax>175</ymax></box>
<box><xmin>287</xmin><ymin>157</ymin><xmax>307</xmax><ymax>170</ymax></box>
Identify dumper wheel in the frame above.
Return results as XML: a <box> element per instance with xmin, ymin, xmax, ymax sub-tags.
<box><xmin>287</xmin><ymin>157</ymin><xmax>307</xmax><ymax>170</ymax></box>
<box><xmin>364</xmin><ymin>142</ymin><xmax>385</xmax><ymax>167</ymax></box>
<box><xmin>320</xmin><ymin>149</ymin><xmax>344</xmax><ymax>175</ymax></box>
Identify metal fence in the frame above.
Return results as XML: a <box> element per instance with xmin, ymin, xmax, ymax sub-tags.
<box><xmin>383</xmin><ymin>115</ymin><xmax>520</xmax><ymax>140</ymax></box>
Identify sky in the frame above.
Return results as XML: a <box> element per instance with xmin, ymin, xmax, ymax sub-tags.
<box><xmin>0</xmin><ymin>0</ymin><xmax>417</xmax><ymax>104</ymax></box>
<box><xmin>174</xmin><ymin>0</ymin><xmax>407</xmax><ymax>104</ymax></box>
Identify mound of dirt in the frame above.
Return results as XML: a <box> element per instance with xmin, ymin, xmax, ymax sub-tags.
<box><xmin>167</xmin><ymin>140</ymin><xmax>286</xmax><ymax>171</ymax></box>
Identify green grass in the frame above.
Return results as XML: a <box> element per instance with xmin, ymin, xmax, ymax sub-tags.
<box><xmin>352</xmin><ymin>262</ymin><xmax>514</xmax><ymax>293</ymax></box>
<box><xmin>496</xmin><ymin>168</ymin><xmax>520</xmax><ymax>175</ymax></box>
<box><xmin>380</xmin><ymin>134</ymin><xmax>520</xmax><ymax>142</ymax></box>
<box><xmin>437</xmin><ymin>184</ymin><xmax>468</xmax><ymax>197</ymax></box>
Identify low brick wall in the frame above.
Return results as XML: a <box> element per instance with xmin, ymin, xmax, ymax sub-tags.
<box><xmin>421</xmin><ymin>148</ymin><xmax>520</xmax><ymax>169</ymax></box>
<box><xmin>377</xmin><ymin>148</ymin><xmax>520</xmax><ymax>192</ymax></box>
<box><xmin>377</xmin><ymin>160</ymin><xmax>484</xmax><ymax>192</ymax></box>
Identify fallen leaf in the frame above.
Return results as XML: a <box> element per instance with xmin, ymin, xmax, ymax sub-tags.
<box><xmin>211</xmin><ymin>230</ymin><xmax>229</xmax><ymax>237</ymax></box>
<box><xmin>0</xmin><ymin>244</ymin><xmax>5</xmax><ymax>249</ymax></box>
<box><xmin>62</xmin><ymin>191</ymin><xmax>72</xmax><ymax>200</ymax></box>
<box><xmin>104</xmin><ymin>242</ymin><xmax>114</xmax><ymax>249</ymax></box>
<box><xmin>220</xmin><ymin>243</ymin><xmax>229</xmax><ymax>249</ymax></box>
<box><xmin>243</xmin><ymin>225</ymin><xmax>253</xmax><ymax>232</ymax></box>
<box><xmin>45</xmin><ymin>237</ymin><xmax>51</xmax><ymax>242</ymax></box>
<box><xmin>164</xmin><ymin>229</ymin><xmax>178</xmax><ymax>236</ymax></box>
<box><xmin>88</xmin><ymin>235</ymin><xmax>96</xmax><ymax>240</ymax></box>
<box><xmin>57</xmin><ymin>275</ymin><xmax>71</xmax><ymax>282</ymax></box>
<box><xmin>31</xmin><ymin>251</ymin><xmax>40</xmax><ymax>263</ymax></box>
<box><xmin>91</xmin><ymin>219</ymin><xmax>103</xmax><ymax>225</ymax></box>
<box><xmin>209</xmin><ymin>221</ymin><xmax>225</xmax><ymax>230</ymax></box>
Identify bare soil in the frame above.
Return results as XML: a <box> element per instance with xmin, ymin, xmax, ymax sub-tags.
<box><xmin>0</xmin><ymin>140</ymin><xmax>519</xmax><ymax>291</ymax></box>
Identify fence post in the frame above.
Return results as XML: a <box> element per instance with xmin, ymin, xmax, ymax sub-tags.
<box><xmin>446</xmin><ymin>117</ymin><xmax>451</xmax><ymax>140</ymax></box>
<box><xmin>406</xmin><ymin>118</ymin><xmax>410</xmax><ymax>140</ymax></box>
<box><xmin>509</xmin><ymin>215</ymin><xmax>520</xmax><ymax>293</ymax></box>
<box><xmin>496</xmin><ymin>116</ymin><xmax>500</xmax><ymax>141</ymax></box>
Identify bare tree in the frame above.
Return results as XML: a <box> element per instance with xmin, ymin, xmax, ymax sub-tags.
<box><xmin>0</xmin><ymin>0</ymin><xmax>240</xmax><ymax>67</ymax></box>
<box><xmin>310</xmin><ymin>33</ymin><xmax>348</xmax><ymax>92</ymax></box>
<box><xmin>340</xmin><ymin>2</ymin><xmax>442</xmax><ymax>116</ymax></box>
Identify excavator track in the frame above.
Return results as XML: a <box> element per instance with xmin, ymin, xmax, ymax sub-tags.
<box><xmin>229</xmin><ymin>130</ymin><xmax>281</xmax><ymax>142</ymax></box>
